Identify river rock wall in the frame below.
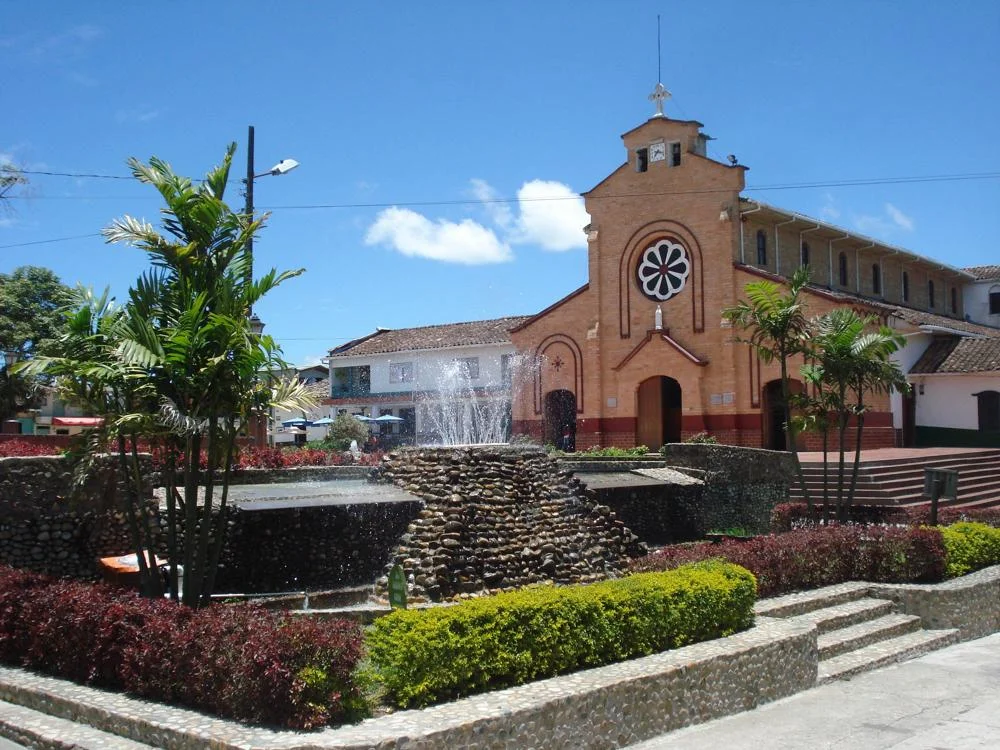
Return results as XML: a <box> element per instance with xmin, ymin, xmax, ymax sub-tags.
<box><xmin>371</xmin><ymin>445</ymin><xmax>646</xmax><ymax>602</ymax></box>
<box><xmin>0</xmin><ymin>454</ymin><xmax>155</xmax><ymax>579</ymax></box>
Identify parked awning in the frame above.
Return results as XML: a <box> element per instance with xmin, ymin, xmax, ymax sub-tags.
<box><xmin>51</xmin><ymin>417</ymin><xmax>104</xmax><ymax>427</ymax></box>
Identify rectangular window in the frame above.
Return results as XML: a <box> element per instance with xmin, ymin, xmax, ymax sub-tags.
<box><xmin>501</xmin><ymin>353</ymin><xmax>513</xmax><ymax>385</ymax></box>
<box><xmin>990</xmin><ymin>291</ymin><xmax>1000</xmax><ymax>315</ymax></box>
<box><xmin>635</xmin><ymin>148</ymin><xmax>648</xmax><ymax>173</ymax></box>
<box><xmin>455</xmin><ymin>356</ymin><xmax>479</xmax><ymax>379</ymax></box>
<box><xmin>389</xmin><ymin>361</ymin><xmax>414</xmax><ymax>384</ymax></box>
<box><xmin>670</xmin><ymin>142</ymin><xmax>682</xmax><ymax>166</ymax></box>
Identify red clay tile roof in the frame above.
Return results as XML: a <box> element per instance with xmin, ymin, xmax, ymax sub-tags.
<box><xmin>910</xmin><ymin>337</ymin><xmax>1000</xmax><ymax>374</ymax></box>
<box><xmin>964</xmin><ymin>265</ymin><xmax>1000</xmax><ymax>281</ymax></box>
<box><xmin>328</xmin><ymin>316</ymin><xmax>532</xmax><ymax>358</ymax></box>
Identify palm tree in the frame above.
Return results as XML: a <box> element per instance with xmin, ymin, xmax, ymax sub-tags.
<box><xmin>22</xmin><ymin>145</ymin><xmax>314</xmax><ymax>606</ymax></box>
<box><xmin>809</xmin><ymin>309</ymin><xmax>908</xmax><ymax>520</ymax></box>
<box><xmin>723</xmin><ymin>267</ymin><xmax>814</xmax><ymax>510</ymax></box>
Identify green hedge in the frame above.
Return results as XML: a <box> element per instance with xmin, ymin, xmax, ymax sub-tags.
<box><xmin>366</xmin><ymin>561</ymin><xmax>756</xmax><ymax>708</ymax></box>
<box><xmin>941</xmin><ymin>522</ymin><xmax>1000</xmax><ymax>577</ymax></box>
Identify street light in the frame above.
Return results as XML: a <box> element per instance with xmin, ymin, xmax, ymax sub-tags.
<box><xmin>244</xmin><ymin>124</ymin><xmax>298</xmax><ymax>317</ymax></box>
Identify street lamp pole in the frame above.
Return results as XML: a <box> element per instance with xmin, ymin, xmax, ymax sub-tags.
<box><xmin>243</xmin><ymin>124</ymin><xmax>298</xmax><ymax>320</ymax></box>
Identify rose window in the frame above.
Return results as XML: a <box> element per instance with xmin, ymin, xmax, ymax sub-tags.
<box><xmin>636</xmin><ymin>239</ymin><xmax>690</xmax><ymax>301</ymax></box>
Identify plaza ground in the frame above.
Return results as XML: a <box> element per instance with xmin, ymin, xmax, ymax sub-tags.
<box><xmin>630</xmin><ymin>631</ymin><xmax>1000</xmax><ymax>749</ymax></box>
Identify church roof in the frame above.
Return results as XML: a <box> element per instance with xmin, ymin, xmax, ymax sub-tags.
<box><xmin>328</xmin><ymin>316</ymin><xmax>531</xmax><ymax>358</ymax></box>
<box><xmin>736</xmin><ymin>264</ymin><xmax>1000</xmax><ymax>338</ymax></box>
<box><xmin>740</xmin><ymin>198</ymin><xmax>976</xmax><ymax>281</ymax></box>
<box><xmin>964</xmin><ymin>265</ymin><xmax>1000</xmax><ymax>281</ymax></box>
<box><xmin>910</xmin><ymin>337</ymin><xmax>1000</xmax><ymax>375</ymax></box>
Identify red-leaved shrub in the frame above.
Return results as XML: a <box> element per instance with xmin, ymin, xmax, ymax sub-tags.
<box><xmin>0</xmin><ymin>439</ymin><xmax>67</xmax><ymax>457</ymax></box>
<box><xmin>630</xmin><ymin>525</ymin><xmax>947</xmax><ymax>598</ymax></box>
<box><xmin>0</xmin><ymin>567</ymin><xmax>366</xmax><ymax>729</ymax></box>
<box><xmin>771</xmin><ymin>502</ymin><xmax>1000</xmax><ymax>533</ymax></box>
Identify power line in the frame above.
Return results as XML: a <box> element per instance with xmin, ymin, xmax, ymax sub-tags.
<box><xmin>15</xmin><ymin>169</ymin><xmax>132</xmax><ymax>180</ymax></box>
<box><xmin>7</xmin><ymin>171</ymin><xmax>1000</xmax><ymax>208</ymax></box>
<box><xmin>0</xmin><ymin>233</ymin><xmax>102</xmax><ymax>249</ymax></box>
<box><xmin>4</xmin><ymin>170</ymin><xmax>999</xmax><ymax>250</ymax></box>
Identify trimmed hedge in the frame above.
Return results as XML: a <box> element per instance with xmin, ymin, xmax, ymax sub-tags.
<box><xmin>940</xmin><ymin>522</ymin><xmax>1000</xmax><ymax>578</ymax></box>
<box><xmin>366</xmin><ymin>561</ymin><xmax>755</xmax><ymax>708</ymax></box>
<box><xmin>630</xmin><ymin>526</ymin><xmax>947</xmax><ymax>597</ymax></box>
<box><xmin>0</xmin><ymin>566</ymin><xmax>366</xmax><ymax>729</ymax></box>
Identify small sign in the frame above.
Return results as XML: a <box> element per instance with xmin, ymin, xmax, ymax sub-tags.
<box><xmin>923</xmin><ymin>468</ymin><xmax>958</xmax><ymax>500</ymax></box>
<box><xmin>388</xmin><ymin>564</ymin><xmax>408</xmax><ymax>610</ymax></box>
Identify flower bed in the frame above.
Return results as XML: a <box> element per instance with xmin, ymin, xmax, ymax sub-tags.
<box><xmin>0</xmin><ymin>566</ymin><xmax>365</xmax><ymax>729</ymax></box>
<box><xmin>366</xmin><ymin>561</ymin><xmax>756</xmax><ymax>708</ymax></box>
<box><xmin>630</xmin><ymin>526</ymin><xmax>947</xmax><ymax>598</ymax></box>
<box><xmin>770</xmin><ymin>502</ymin><xmax>1000</xmax><ymax>532</ymax></box>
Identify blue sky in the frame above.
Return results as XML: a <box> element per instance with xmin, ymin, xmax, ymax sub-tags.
<box><xmin>3</xmin><ymin>1</ymin><xmax>998</xmax><ymax>367</ymax></box>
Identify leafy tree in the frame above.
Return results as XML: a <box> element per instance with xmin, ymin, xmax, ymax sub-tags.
<box><xmin>0</xmin><ymin>266</ymin><xmax>72</xmax><ymax>420</ymax></box>
<box><xmin>328</xmin><ymin>412</ymin><xmax>370</xmax><ymax>451</ymax></box>
<box><xmin>0</xmin><ymin>162</ymin><xmax>28</xmax><ymax>208</ymax></box>
<box><xmin>21</xmin><ymin>144</ymin><xmax>312</xmax><ymax>606</ymax></box>
<box><xmin>723</xmin><ymin>267</ymin><xmax>814</xmax><ymax>510</ymax></box>
<box><xmin>807</xmin><ymin>309</ymin><xmax>908</xmax><ymax>520</ymax></box>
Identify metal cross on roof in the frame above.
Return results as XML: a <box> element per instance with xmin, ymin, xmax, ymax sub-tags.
<box><xmin>648</xmin><ymin>82</ymin><xmax>671</xmax><ymax>117</ymax></box>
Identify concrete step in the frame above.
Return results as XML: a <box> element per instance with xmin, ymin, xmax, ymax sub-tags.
<box><xmin>785</xmin><ymin>597</ymin><xmax>895</xmax><ymax>634</ymax></box>
<box><xmin>0</xmin><ymin>698</ymin><xmax>156</xmax><ymax>750</ymax></box>
<box><xmin>817</xmin><ymin>628</ymin><xmax>960</xmax><ymax>684</ymax></box>
<box><xmin>816</xmin><ymin>613</ymin><xmax>923</xmax><ymax>660</ymax></box>
<box><xmin>800</xmin><ymin>451</ymin><xmax>1000</xmax><ymax>472</ymax></box>
<box><xmin>754</xmin><ymin>582</ymin><xmax>870</xmax><ymax>619</ymax></box>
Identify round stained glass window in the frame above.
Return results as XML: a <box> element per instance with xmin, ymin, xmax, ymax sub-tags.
<box><xmin>636</xmin><ymin>239</ymin><xmax>691</xmax><ymax>301</ymax></box>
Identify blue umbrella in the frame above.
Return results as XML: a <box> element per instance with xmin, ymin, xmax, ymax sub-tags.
<box><xmin>312</xmin><ymin>417</ymin><xmax>334</xmax><ymax>426</ymax></box>
<box><xmin>281</xmin><ymin>418</ymin><xmax>312</xmax><ymax>427</ymax></box>
<box><xmin>353</xmin><ymin>415</ymin><xmax>375</xmax><ymax>423</ymax></box>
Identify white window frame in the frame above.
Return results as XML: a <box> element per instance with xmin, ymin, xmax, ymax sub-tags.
<box><xmin>389</xmin><ymin>361</ymin><xmax>414</xmax><ymax>384</ymax></box>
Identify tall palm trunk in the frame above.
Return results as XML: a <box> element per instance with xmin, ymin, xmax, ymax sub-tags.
<box><xmin>780</xmin><ymin>351</ymin><xmax>813</xmax><ymax>513</ymax></box>
<box><xmin>847</xmin><ymin>385</ymin><xmax>867</xmax><ymax>510</ymax></box>
<box><xmin>835</xmin><ymin>384</ymin><xmax>850</xmax><ymax>522</ymax></box>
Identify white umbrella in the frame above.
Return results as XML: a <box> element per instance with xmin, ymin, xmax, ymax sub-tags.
<box><xmin>374</xmin><ymin>415</ymin><xmax>404</xmax><ymax>423</ymax></box>
<box><xmin>353</xmin><ymin>414</ymin><xmax>375</xmax><ymax>423</ymax></box>
<box><xmin>312</xmin><ymin>417</ymin><xmax>334</xmax><ymax>426</ymax></box>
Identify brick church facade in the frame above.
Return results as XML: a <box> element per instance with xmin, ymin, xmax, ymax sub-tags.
<box><xmin>509</xmin><ymin>102</ymin><xmax>986</xmax><ymax>451</ymax></box>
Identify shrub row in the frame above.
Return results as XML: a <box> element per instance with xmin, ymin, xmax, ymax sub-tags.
<box><xmin>0</xmin><ymin>566</ymin><xmax>366</xmax><ymax>729</ymax></box>
<box><xmin>940</xmin><ymin>522</ymin><xmax>1000</xmax><ymax>577</ymax></box>
<box><xmin>366</xmin><ymin>561</ymin><xmax>755</xmax><ymax>708</ymax></box>
<box><xmin>630</xmin><ymin>526</ymin><xmax>947</xmax><ymax>598</ymax></box>
<box><xmin>770</xmin><ymin>502</ymin><xmax>1000</xmax><ymax>533</ymax></box>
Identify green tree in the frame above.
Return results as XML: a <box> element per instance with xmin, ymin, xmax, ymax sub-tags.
<box><xmin>328</xmin><ymin>411</ymin><xmax>370</xmax><ymax>450</ymax></box>
<box><xmin>21</xmin><ymin>144</ymin><xmax>312</xmax><ymax>606</ymax></box>
<box><xmin>0</xmin><ymin>266</ymin><xmax>73</xmax><ymax>420</ymax></box>
<box><xmin>808</xmin><ymin>309</ymin><xmax>908</xmax><ymax>520</ymax></box>
<box><xmin>723</xmin><ymin>267</ymin><xmax>814</xmax><ymax>510</ymax></box>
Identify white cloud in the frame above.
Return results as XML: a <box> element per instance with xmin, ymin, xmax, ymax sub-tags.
<box><xmin>885</xmin><ymin>203</ymin><xmax>914</xmax><ymax>231</ymax></box>
<box><xmin>853</xmin><ymin>203</ymin><xmax>915</xmax><ymax>238</ymax></box>
<box><xmin>365</xmin><ymin>206</ymin><xmax>512</xmax><ymax>265</ymax></box>
<box><xmin>510</xmin><ymin>180</ymin><xmax>589</xmax><ymax>252</ymax></box>
<box><xmin>363</xmin><ymin>178</ymin><xmax>589</xmax><ymax>265</ymax></box>
<box><xmin>115</xmin><ymin>107</ymin><xmax>161</xmax><ymax>124</ymax></box>
<box><xmin>819</xmin><ymin>193</ymin><xmax>840</xmax><ymax>222</ymax></box>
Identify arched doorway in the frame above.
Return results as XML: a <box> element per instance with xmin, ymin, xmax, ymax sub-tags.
<box><xmin>762</xmin><ymin>379</ymin><xmax>804</xmax><ymax>450</ymax></box>
<box><xmin>636</xmin><ymin>376</ymin><xmax>682</xmax><ymax>450</ymax></box>
<box><xmin>544</xmin><ymin>389</ymin><xmax>576</xmax><ymax>449</ymax></box>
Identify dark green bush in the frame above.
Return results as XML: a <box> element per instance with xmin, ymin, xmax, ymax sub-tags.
<box><xmin>940</xmin><ymin>522</ymin><xmax>1000</xmax><ymax>577</ymax></box>
<box><xmin>366</xmin><ymin>561</ymin><xmax>755</xmax><ymax>708</ymax></box>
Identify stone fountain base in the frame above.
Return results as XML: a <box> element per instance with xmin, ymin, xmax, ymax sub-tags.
<box><xmin>371</xmin><ymin>445</ymin><xmax>646</xmax><ymax>602</ymax></box>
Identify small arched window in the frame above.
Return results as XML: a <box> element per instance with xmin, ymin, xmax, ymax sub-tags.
<box><xmin>976</xmin><ymin>390</ymin><xmax>1000</xmax><ymax>432</ymax></box>
<box><xmin>902</xmin><ymin>271</ymin><xmax>910</xmax><ymax>302</ymax></box>
<box><xmin>800</xmin><ymin>241</ymin><xmax>810</xmax><ymax>268</ymax></box>
<box><xmin>838</xmin><ymin>252</ymin><xmax>848</xmax><ymax>286</ymax></box>
<box><xmin>928</xmin><ymin>280</ymin><xmax>936</xmax><ymax>309</ymax></box>
<box><xmin>872</xmin><ymin>264</ymin><xmax>882</xmax><ymax>295</ymax></box>
<box><xmin>756</xmin><ymin>230</ymin><xmax>767</xmax><ymax>266</ymax></box>
<box><xmin>951</xmin><ymin>287</ymin><xmax>958</xmax><ymax>315</ymax></box>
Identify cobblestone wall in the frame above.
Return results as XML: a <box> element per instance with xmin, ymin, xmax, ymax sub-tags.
<box><xmin>0</xmin><ymin>454</ymin><xmax>154</xmax><ymax>579</ymax></box>
<box><xmin>371</xmin><ymin>445</ymin><xmax>646</xmax><ymax>602</ymax></box>
<box><xmin>661</xmin><ymin>443</ymin><xmax>797</xmax><ymax>534</ymax></box>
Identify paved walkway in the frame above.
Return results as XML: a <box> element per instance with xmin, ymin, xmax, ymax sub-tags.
<box><xmin>629</xmin><ymin>632</ymin><xmax>1000</xmax><ymax>749</ymax></box>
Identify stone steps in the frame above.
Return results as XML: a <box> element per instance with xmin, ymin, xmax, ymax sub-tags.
<box><xmin>760</xmin><ymin>583</ymin><xmax>959</xmax><ymax>685</ymax></box>
<box><xmin>817</xmin><ymin>628</ymin><xmax>959</xmax><ymax>684</ymax></box>
<box><xmin>0</xmin><ymin>697</ymin><xmax>157</xmax><ymax>750</ymax></box>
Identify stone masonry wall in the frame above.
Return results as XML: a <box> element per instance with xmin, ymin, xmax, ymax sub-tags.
<box><xmin>660</xmin><ymin>443</ymin><xmax>797</xmax><ymax>535</ymax></box>
<box><xmin>371</xmin><ymin>446</ymin><xmax>646</xmax><ymax>602</ymax></box>
<box><xmin>0</xmin><ymin>454</ymin><xmax>155</xmax><ymax>579</ymax></box>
